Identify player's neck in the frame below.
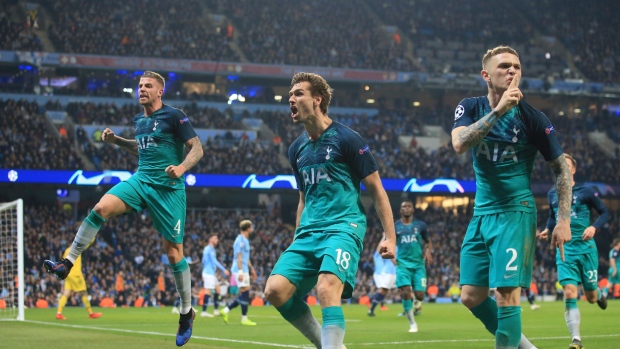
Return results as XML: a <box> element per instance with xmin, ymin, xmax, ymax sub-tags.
<box><xmin>241</xmin><ymin>232</ymin><xmax>250</xmax><ymax>239</ymax></box>
<box><xmin>304</xmin><ymin>113</ymin><xmax>332</xmax><ymax>141</ymax></box>
<box><xmin>143</xmin><ymin>100</ymin><xmax>163</xmax><ymax>117</ymax></box>
<box><xmin>401</xmin><ymin>217</ymin><xmax>413</xmax><ymax>224</ymax></box>
<box><xmin>486</xmin><ymin>89</ymin><xmax>504</xmax><ymax>110</ymax></box>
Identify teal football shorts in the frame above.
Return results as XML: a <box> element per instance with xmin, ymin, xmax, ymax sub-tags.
<box><xmin>107</xmin><ymin>176</ymin><xmax>186</xmax><ymax>244</ymax></box>
<box><xmin>460</xmin><ymin>211</ymin><xmax>536</xmax><ymax>288</ymax></box>
<box><xmin>271</xmin><ymin>231</ymin><xmax>362</xmax><ymax>299</ymax></box>
<box><xmin>557</xmin><ymin>250</ymin><xmax>599</xmax><ymax>291</ymax></box>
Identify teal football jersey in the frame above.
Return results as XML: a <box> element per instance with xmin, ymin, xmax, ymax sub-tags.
<box><xmin>547</xmin><ymin>184</ymin><xmax>609</xmax><ymax>255</ymax></box>
<box><xmin>289</xmin><ymin>121</ymin><xmax>379</xmax><ymax>243</ymax></box>
<box><xmin>132</xmin><ymin>104</ymin><xmax>197</xmax><ymax>189</ymax></box>
<box><xmin>395</xmin><ymin>219</ymin><xmax>428</xmax><ymax>269</ymax></box>
<box><xmin>453</xmin><ymin>97</ymin><xmax>563</xmax><ymax>215</ymax></box>
<box><xmin>611</xmin><ymin>249</ymin><xmax>620</xmax><ymax>268</ymax></box>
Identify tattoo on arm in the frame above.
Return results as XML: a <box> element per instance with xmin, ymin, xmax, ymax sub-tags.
<box><xmin>549</xmin><ymin>155</ymin><xmax>572</xmax><ymax>221</ymax></box>
<box><xmin>456</xmin><ymin>111</ymin><xmax>501</xmax><ymax>151</ymax></box>
<box><xmin>115</xmin><ymin>137</ymin><xmax>138</xmax><ymax>155</ymax></box>
<box><xmin>180</xmin><ymin>136</ymin><xmax>204</xmax><ymax>171</ymax></box>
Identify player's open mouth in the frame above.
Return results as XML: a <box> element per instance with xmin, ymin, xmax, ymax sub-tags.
<box><xmin>290</xmin><ymin>105</ymin><xmax>299</xmax><ymax>118</ymax></box>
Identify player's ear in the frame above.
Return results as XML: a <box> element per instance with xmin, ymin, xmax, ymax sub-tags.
<box><xmin>481</xmin><ymin>69</ymin><xmax>491</xmax><ymax>82</ymax></box>
<box><xmin>314</xmin><ymin>94</ymin><xmax>322</xmax><ymax>108</ymax></box>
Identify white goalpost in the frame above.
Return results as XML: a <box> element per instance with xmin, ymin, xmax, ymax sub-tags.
<box><xmin>0</xmin><ymin>199</ymin><xmax>24</xmax><ymax>321</ymax></box>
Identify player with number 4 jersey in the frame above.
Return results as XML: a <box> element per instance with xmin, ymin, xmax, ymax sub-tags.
<box><xmin>264</xmin><ymin>72</ymin><xmax>396</xmax><ymax>349</ymax></box>
<box><xmin>539</xmin><ymin>153</ymin><xmax>609</xmax><ymax>349</ymax></box>
<box><xmin>43</xmin><ymin>71</ymin><xmax>203</xmax><ymax>347</ymax></box>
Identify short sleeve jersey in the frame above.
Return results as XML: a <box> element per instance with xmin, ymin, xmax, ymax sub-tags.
<box><xmin>373</xmin><ymin>251</ymin><xmax>385</xmax><ymax>274</ymax></box>
<box><xmin>611</xmin><ymin>249</ymin><xmax>620</xmax><ymax>269</ymax></box>
<box><xmin>289</xmin><ymin>121</ymin><xmax>379</xmax><ymax>243</ymax></box>
<box><xmin>202</xmin><ymin>245</ymin><xmax>226</xmax><ymax>275</ymax></box>
<box><xmin>231</xmin><ymin>234</ymin><xmax>250</xmax><ymax>273</ymax></box>
<box><xmin>547</xmin><ymin>185</ymin><xmax>609</xmax><ymax>255</ymax></box>
<box><xmin>452</xmin><ymin>97</ymin><xmax>563</xmax><ymax>215</ymax></box>
<box><xmin>395</xmin><ymin>219</ymin><xmax>428</xmax><ymax>269</ymax></box>
<box><xmin>132</xmin><ymin>104</ymin><xmax>197</xmax><ymax>189</ymax></box>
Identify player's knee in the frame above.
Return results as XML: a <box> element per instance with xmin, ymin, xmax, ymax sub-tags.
<box><xmin>414</xmin><ymin>291</ymin><xmax>425</xmax><ymax>301</ymax></box>
<box><xmin>563</xmin><ymin>286</ymin><xmax>577</xmax><ymax>299</ymax></box>
<box><xmin>460</xmin><ymin>290</ymin><xmax>485</xmax><ymax>308</ymax></box>
<box><xmin>585</xmin><ymin>291</ymin><xmax>598</xmax><ymax>303</ymax></box>
<box><xmin>264</xmin><ymin>282</ymin><xmax>285</xmax><ymax>305</ymax></box>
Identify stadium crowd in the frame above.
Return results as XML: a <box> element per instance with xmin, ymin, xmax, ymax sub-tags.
<box><xmin>39</xmin><ymin>0</ymin><xmax>239</xmax><ymax>62</ymax></box>
<box><xmin>0</xmin><ymin>99</ymin><xmax>83</xmax><ymax>170</ymax></box>
<box><xmin>19</xmin><ymin>199</ymin><xmax>619</xmax><ymax>310</ymax></box>
<box><xmin>2</xmin><ymin>98</ymin><xmax>619</xmax><ymax>183</ymax></box>
<box><xmin>204</xmin><ymin>0</ymin><xmax>415</xmax><ymax>72</ymax></box>
<box><xmin>0</xmin><ymin>1</ymin><xmax>43</xmax><ymax>52</ymax></box>
<box><xmin>2</xmin><ymin>0</ymin><xmax>619</xmax><ymax>85</ymax></box>
<box><xmin>516</xmin><ymin>0</ymin><xmax>620</xmax><ymax>83</ymax></box>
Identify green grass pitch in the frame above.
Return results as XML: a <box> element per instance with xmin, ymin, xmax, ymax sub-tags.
<box><xmin>1</xmin><ymin>301</ymin><xmax>618</xmax><ymax>348</ymax></box>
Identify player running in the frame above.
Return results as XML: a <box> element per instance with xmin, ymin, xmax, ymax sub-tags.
<box><xmin>539</xmin><ymin>153</ymin><xmax>610</xmax><ymax>349</ymax></box>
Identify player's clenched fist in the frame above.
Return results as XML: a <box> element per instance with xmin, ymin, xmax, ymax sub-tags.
<box><xmin>101</xmin><ymin>128</ymin><xmax>116</xmax><ymax>144</ymax></box>
<box><xmin>165</xmin><ymin>164</ymin><xmax>187</xmax><ymax>178</ymax></box>
<box><xmin>379</xmin><ymin>238</ymin><xmax>396</xmax><ymax>259</ymax></box>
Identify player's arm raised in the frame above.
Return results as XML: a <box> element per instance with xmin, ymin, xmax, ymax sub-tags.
<box><xmin>362</xmin><ymin>172</ymin><xmax>396</xmax><ymax>259</ymax></box>
<box><xmin>452</xmin><ymin>75</ymin><xmax>522</xmax><ymax>154</ymax></box>
<box><xmin>548</xmin><ymin>154</ymin><xmax>572</xmax><ymax>261</ymax></box>
<box><xmin>102</xmin><ymin>127</ymin><xmax>138</xmax><ymax>155</ymax></box>
<box><xmin>166</xmin><ymin>136</ymin><xmax>203</xmax><ymax>178</ymax></box>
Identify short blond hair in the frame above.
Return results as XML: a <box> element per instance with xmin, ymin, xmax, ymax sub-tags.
<box><xmin>141</xmin><ymin>71</ymin><xmax>165</xmax><ymax>89</ymax></box>
<box><xmin>564</xmin><ymin>153</ymin><xmax>576</xmax><ymax>169</ymax></box>
<box><xmin>239</xmin><ymin>220</ymin><xmax>253</xmax><ymax>231</ymax></box>
<box><xmin>482</xmin><ymin>46</ymin><xmax>519</xmax><ymax>69</ymax></box>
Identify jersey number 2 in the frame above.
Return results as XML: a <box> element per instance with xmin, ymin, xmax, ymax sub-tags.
<box><xmin>506</xmin><ymin>248</ymin><xmax>518</xmax><ymax>271</ymax></box>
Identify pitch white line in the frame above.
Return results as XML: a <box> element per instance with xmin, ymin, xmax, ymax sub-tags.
<box><xmin>22</xmin><ymin>320</ymin><xmax>620</xmax><ymax>347</ymax></box>
<box><xmin>25</xmin><ymin>320</ymin><xmax>314</xmax><ymax>348</ymax></box>
<box><xmin>352</xmin><ymin>333</ymin><xmax>620</xmax><ymax>345</ymax></box>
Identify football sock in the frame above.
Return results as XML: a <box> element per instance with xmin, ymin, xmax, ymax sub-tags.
<box><xmin>58</xmin><ymin>295</ymin><xmax>68</xmax><ymax>314</ymax></box>
<box><xmin>370</xmin><ymin>293</ymin><xmax>384</xmax><ymax>313</ymax></box>
<box><xmin>322</xmin><ymin>306</ymin><xmax>345</xmax><ymax>349</ymax></box>
<box><xmin>518</xmin><ymin>334</ymin><xmax>536</xmax><ymax>349</ymax></box>
<box><xmin>470</xmin><ymin>296</ymin><xmax>498</xmax><ymax>335</ymax></box>
<box><xmin>497</xmin><ymin>306</ymin><xmax>521</xmax><ymax>349</ymax></box>
<box><xmin>203</xmin><ymin>294</ymin><xmax>210</xmax><ymax>312</ymax></box>
<box><xmin>67</xmin><ymin>210</ymin><xmax>104</xmax><ymax>263</ymax></box>
<box><xmin>525</xmin><ymin>290</ymin><xmax>535</xmax><ymax>305</ymax></box>
<box><xmin>82</xmin><ymin>295</ymin><xmax>92</xmax><ymax>314</ymax></box>
<box><xmin>213</xmin><ymin>293</ymin><xmax>220</xmax><ymax>309</ymax></box>
<box><xmin>402</xmin><ymin>298</ymin><xmax>415</xmax><ymax>325</ymax></box>
<box><xmin>240</xmin><ymin>290</ymin><xmax>250</xmax><ymax>316</ymax></box>
<box><xmin>276</xmin><ymin>295</ymin><xmax>322</xmax><ymax>349</ymax></box>
<box><xmin>170</xmin><ymin>259</ymin><xmax>192</xmax><ymax>314</ymax></box>
<box><xmin>564</xmin><ymin>298</ymin><xmax>581</xmax><ymax>341</ymax></box>
<box><xmin>228</xmin><ymin>298</ymin><xmax>239</xmax><ymax>310</ymax></box>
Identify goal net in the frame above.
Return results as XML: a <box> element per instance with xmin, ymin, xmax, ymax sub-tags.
<box><xmin>0</xmin><ymin>199</ymin><xmax>24</xmax><ymax>321</ymax></box>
